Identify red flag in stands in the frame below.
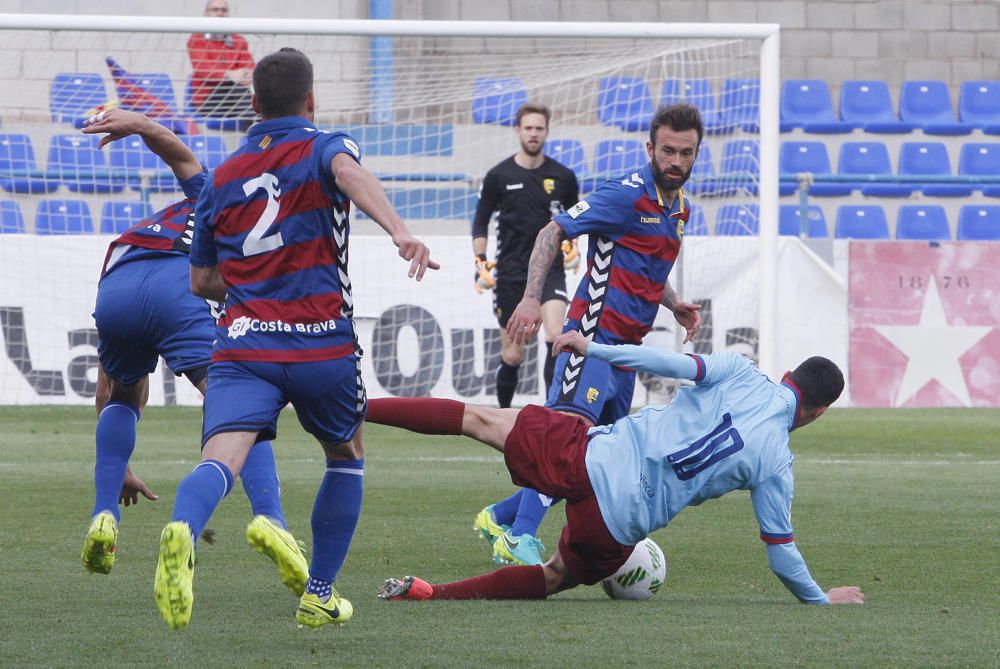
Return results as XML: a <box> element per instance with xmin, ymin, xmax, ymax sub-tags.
<box><xmin>105</xmin><ymin>57</ymin><xmax>199</xmax><ymax>135</ymax></box>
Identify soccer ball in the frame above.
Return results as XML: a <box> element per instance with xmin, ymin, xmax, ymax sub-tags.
<box><xmin>600</xmin><ymin>537</ymin><xmax>667</xmax><ymax>601</ymax></box>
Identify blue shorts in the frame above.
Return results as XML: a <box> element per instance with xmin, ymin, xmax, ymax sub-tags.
<box><xmin>202</xmin><ymin>357</ymin><xmax>367</xmax><ymax>446</ymax></box>
<box><xmin>94</xmin><ymin>256</ymin><xmax>213</xmax><ymax>386</ymax></box>
<box><xmin>545</xmin><ymin>350</ymin><xmax>635</xmax><ymax>425</ymax></box>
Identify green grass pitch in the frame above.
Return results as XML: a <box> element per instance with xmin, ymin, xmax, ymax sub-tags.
<box><xmin>0</xmin><ymin>406</ymin><xmax>997</xmax><ymax>667</ymax></box>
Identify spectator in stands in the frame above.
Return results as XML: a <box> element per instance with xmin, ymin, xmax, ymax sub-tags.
<box><xmin>187</xmin><ymin>0</ymin><xmax>255</xmax><ymax>122</ymax></box>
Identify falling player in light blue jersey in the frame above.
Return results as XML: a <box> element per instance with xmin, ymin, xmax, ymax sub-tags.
<box><xmin>367</xmin><ymin>330</ymin><xmax>864</xmax><ymax>605</ymax></box>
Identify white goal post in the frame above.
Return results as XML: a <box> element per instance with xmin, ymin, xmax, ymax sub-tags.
<box><xmin>0</xmin><ymin>14</ymin><xmax>779</xmax><ymax>406</ymax></box>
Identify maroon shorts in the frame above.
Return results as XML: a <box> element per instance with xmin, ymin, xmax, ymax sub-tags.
<box><xmin>503</xmin><ymin>405</ymin><xmax>635</xmax><ymax>585</ymax></box>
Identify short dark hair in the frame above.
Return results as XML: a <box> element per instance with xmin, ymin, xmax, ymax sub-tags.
<box><xmin>253</xmin><ymin>47</ymin><xmax>313</xmax><ymax>118</ymax></box>
<box><xmin>788</xmin><ymin>356</ymin><xmax>844</xmax><ymax>409</ymax></box>
<box><xmin>516</xmin><ymin>103</ymin><xmax>551</xmax><ymax>128</ymax></box>
<box><xmin>649</xmin><ymin>103</ymin><xmax>704</xmax><ymax>146</ymax></box>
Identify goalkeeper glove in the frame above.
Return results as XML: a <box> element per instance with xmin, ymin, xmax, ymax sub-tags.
<box><xmin>474</xmin><ymin>254</ymin><xmax>496</xmax><ymax>294</ymax></box>
<box><xmin>561</xmin><ymin>239</ymin><xmax>581</xmax><ymax>273</ymax></box>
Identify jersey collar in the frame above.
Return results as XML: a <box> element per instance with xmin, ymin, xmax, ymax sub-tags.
<box><xmin>780</xmin><ymin>379</ymin><xmax>803</xmax><ymax>430</ymax></box>
<box><xmin>648</xmin><ymin>168</ymin><xmax>687</xmax><ymax>217</ymax></box>
<box><xmin>247</xmin><ymin>116</ymin><xmax>316</xmax><ymax>139</ymax></box>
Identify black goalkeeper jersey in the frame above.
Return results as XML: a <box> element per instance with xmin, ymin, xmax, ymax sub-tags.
<box><xmin>472</xmin><ymin>154</ymin><xmax>580</xmax><ymax>283</ymax></box>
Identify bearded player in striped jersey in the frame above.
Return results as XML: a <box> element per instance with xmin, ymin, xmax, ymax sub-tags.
<box><xmin>80</xmin><ymin>110</ymin><xmax>305</xmax><ymax>594</ymax></box>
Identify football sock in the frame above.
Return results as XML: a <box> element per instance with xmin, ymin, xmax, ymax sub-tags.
<box><xmin>496</xmin><ymin>361</ymin><xmax>519</xmax><ymax>408</ymax></box>
<box><xmin>509</xmin><ymin>488</ymin><xmax>557</xmax><ymax>537</ymax></box>
<box><xmin>309</xmin><ymin>458</ymin><xmax>364</xmax><ymax>582</ymax></box>
<box><xmin>491</xmin><ymin>489</ymin><xmax>524</xmax><ymax>526</ymax></box>
<box><xmin>365</xmin><ymin>398</ymin><xmax>465</xmax><ymax>434</ymax></box>
<box><xmin>171</xmin><ymin>459</ymin><xmax>234</xmax><ymax>541</ymax></box>
<box><xmin>432</xmin><ymin>565</ymin><xmax>546</xmax><ymax>599</ymax></box>
<box><xmin>240</xmin><ymin>440</ymin><xmax>286</xmax><ymax>528</ymax></box>
<box><xmin>305</xmin><ymin>576</ymin><xmax>333</xmax><ymax>599</ymax></box>
<box><xmin>543</xmin><ymin>341</ymin><xmax>556</xmax><ymax>393</ymax></box>
<box><xmin>91</xmin><ymin>401</ymin><xmax>140</xmax><ymax>521</ymax></box>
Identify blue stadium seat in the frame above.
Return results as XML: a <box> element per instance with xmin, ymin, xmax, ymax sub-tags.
<box><xmin>779</xmin><ymin>205</ymin><xmax>828</xmax><ymax>237</ymax></box>
<box><xmin>780</xmin><ymin>141</ymin><xmax>850</xmax><ymax>196</ymax></box>
<box><xmin>35</xmin><ymin>199</ymin><xmax>93</xmax><ymax>235</ymax></box>
<box><xmin>719</xmin><ymin>139</ymin><xmax>759</xmax><ymax>195</ymax></box>
<box><xmin>50</xmin><ymin>73</ymin><xmax>108</xmax><ymax>126</ymax></box>
<box><xmin>715</xmin><ymin>204</ymin><xmax>759</xmax><ymax>236</ymax></box>
<box><xmin>341</xmin><ymin>125</ymin><xmax>454</xmax><ymax>157</ymax></box>
<box><xmin>183</xmin><ymin>75</ymin><xmax>248</xmax><ymax>132</ymax></box>
<box><xmin>720</xmin><ymin>79</ymin><xmax>760</xmax><ymax>132</ymax></box>
<box><xmin>959</xmin><ymin>81</ymin><xmax>1000</xmax><ymax>134</ymax></box>
<box><xmin>839</xmin><ymin>80</ymin><xmax>916</xmax><ymax>133</ymax></box>
<box><xmin>684</xmin><ymin>204</ymin><xmax>708</xmax><ymax>236</ymax></box>
<box><xmin>837</xmin><ymin>141</ymin><xmax>912</xmax><ymax>197</ymax></box>
<box><xmin>899</xmin><ymin>80</ymin><xmax>972</xmax><ymax>135</ymax></box>
<box><xmin>471</xmin><ymin>77</ymin><xmax>528</xmax><ymax>126</ymax></box>
<box><xmin>957</xmin><ymin>205</ymin><xmax>1000</xmax><ymax>241</ymax></box>
<box><xmin>898</xmin><ymin>142</ymin><xmax>972</xmax><ymax>197</ymax></box>
<box><xmin>660</xmin><ymin>79</ymin><xmax>733</xmax><ymax>134</ymax></box>
<box><xmin>0</xmin><ymin>200</ymin><xmax>25</xmax><ymax>233</ymax></box>
<box><xmin>958</xmin><ymin>143</ymin><xmax>1000</xmax><ymax>197</ymax></box>
<box><xmin>896</xmin><ymin>205</ymin><xmax>951</xmax><ymax>240</ymax></box>
<box><xmin>47</xmin><ymin>134</ymin><xmax>121</xmax><ymax>194</ymax></box>
<box><xmin>597</xmin><ymin>77</ymin><xmax>654</xmax><ymax>132</ymax></box>
<box><xmin>835</xmin><ymin>205</ymin><xmax>889</xmax><ymax>240</ymax></box>
<box><xmin>385</xmin><ymin>188</ymin><xmax>477</xmax><ymax>219</ymax></box>
<box><xmin>0</xmin><ymin>134</ymin><xmax>57</xmax><ymax>194</ymax></box>
<box><xmin>181</xmin><ymin>135</ymin><xmax>230</xmax><ymax>170</ymax></box>
<box><xmin>117</xmin><ymin>72</ymin><xmax>178</xmax><ymax>110</ymax></box>
<box><xmin>686</xmin><ymin>144</ymin><xmax>717</xmax><ymax>196</ymax></box>
<box><xmin>780</xmin><ymin>80</ymin><xmax>852</xmax><ymax>133</ymax></box>
<box><xmin>593</xmin><ymin>139</ymin><xmax>646</xmax><ymax>177</ymax></box>
<box><xmin>100</xmin><ymin>201</ymin><xmax>154</xmax><ymax>234</ymax></box>
<box><xmin>108</xmin><ymin>135</ymin><xmax>178</xmax><ymax>193</ymax></box>
<box><xmin>545</xmin><ymin>139</ymin><xmax>587</xmax><ymax>176</ymax></box>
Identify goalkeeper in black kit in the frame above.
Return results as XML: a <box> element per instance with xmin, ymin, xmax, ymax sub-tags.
<box><xmin>472</xmin><ymin>103</ymin><xmax>580</xmax><ymax>408</ymax></box>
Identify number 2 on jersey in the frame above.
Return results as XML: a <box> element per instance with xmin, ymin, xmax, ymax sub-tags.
<box><xmin>667</xmin><ymin>412</ymin><xmax>744</xmax><ymax>480</ymax></box>
<box><xmin>242</xmin><ymin>172</ymin><xmax>284</xmax><ymax>257</ymax></box>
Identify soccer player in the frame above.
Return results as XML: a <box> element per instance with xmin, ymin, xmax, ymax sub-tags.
<box><xmin>370</xmin><ymin>331</ymin><xmax>865</xmax><ymax>607</ymax></box>
<box><xmin>476</xmin><ymin>103</ymin><xmax>704</xmax><ymax>566</ymax></box>
<box><xmin>472</xmin><ymin>103</ymin><xmax>579</xmax><ymax>409</ymax></box>
<box><xmin>153</xmin><ymin>47</ymin><xmax>439</xmax><ymax>631</ymax></box>
<box><xmin>80</xmin><ymin>109</ymin><xmax>306</xmax><ymax>596</ymax></box>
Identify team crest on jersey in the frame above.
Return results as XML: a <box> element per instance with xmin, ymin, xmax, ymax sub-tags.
<box><xmin>567</xmin><ymin>200</ymin><xmax>590</xmax><ymax>219</ymax></box>
<box><xmin>258</xmin><ymin>135</ymin><xmax>272</xmax><ymax>150</ymax></box>
<box><xmin>543</xmin><ymin>178</ymin><xmax>555</xmax><ymax>194</ymax></box>
<box><xmin>586</xmin><ymin>387</ymin><xmax>599</xmax><ymax>404</ymax></box>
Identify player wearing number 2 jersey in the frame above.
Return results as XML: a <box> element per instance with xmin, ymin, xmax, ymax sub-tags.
<box><xmin>154</xmin><ymin>48</ymin><xmax>438</xmax><ymax>631</ymax></box>
<box><xmin>367</xmin><ymin>330</ymin><xmax>864</xmax><ymax>607</ymax></box>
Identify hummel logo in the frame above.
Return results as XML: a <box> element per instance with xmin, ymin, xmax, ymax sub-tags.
<box><xmin>506</xmin><ymin>183</ymin><xmax>524</xmax><ymax>190</ymax></box>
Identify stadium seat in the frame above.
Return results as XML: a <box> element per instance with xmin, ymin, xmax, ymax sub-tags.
<box><xmin>683</xmin><ymin>204</ymin><xmax>708</xmax><ymax>236</ymax></box>
<box><xmin>0</xmin><ymin>134</ymin><xmax>57</xmax><ymax>194</ymax></box>
<box><xmin>839</xmin><ymin>80</ymin><xmax>916</xmax><ymax>133</ymax></box>
<box><xmin>181</xmin><ymin>135</ymin><xmax>230</xmax><ymax>170</ymax></box>
<box><xmin>720</xmin><ymin>78</ymin><xmax>760</xmax><ymax>132</ymax></box>
<box><xmin>35</xmin><ymin>199</ymin><xmax>93</xmax><ymax>235</ymax></box>
<box><xmin>183</xmin><ymin>75</ymin><xmax>248</xmax><ymax>132</ymax></box>
<box><xmin>593</xmin><ymin>139</ymin><xmax>646</xmax><ymax>177</ymax></box>
<box><xmin>958</xmin><ymin>143</ymin><xmax>1000</xmax><ymax>197</ymax></box>
<box><xmin>780</xmin><ymin>80</ymin><xmax>852</xmax><ymax>133</ymax></box>
<box><xmin>116</xmin><ymin>72</ymin><xmax>178</xmax><ymax>110</ymax></box>
<box><xmin>957</xmin><ymin>205</ymin><xmax>1000</xmax><ymax>241</ymax></box>
<box><xmin>50</xmin><ymin>72</ymin><xmax>108</xmax><ymax>126</ymax></box>
<box><xmin>898</xmin><ymin>142</ymin><xmax>972</xmax><ymax>197</ymax></box>
<box><xmin>0</xmin><ymin>200</ymin><xmax>25</xmax><ymax>233</ymax></box>
<box><xmin>46</xmin><ymin>134</ymin><xmax>121</xmax><ymax>194</ymax></box>
<box><xmin>597</xmin><ymin>77</ymin><xmax>654</xmax><ymax>132</ymax></box>
<box><xmin>660</xmin><ymin>79</ymin><xmax>733</xmax><ymax>134</ymax></box>
<box><xmin>837</xmin><ymin>141</ymin><xmax>912</xmax><ymax>197</ymax></box>
<box><xmin>779</xmin><ymin>205</ymin><xmax>828</xmax><ymax>238</ymax></box>
<box><xmin>835</xmin><ymin>205</ymin><xmax>889</xmax><ymax>240</ymax></box>
<box><xmin>100</xmin><ymin>201</ymin><xmax>153</xmax><ymax>234</ymax></box>
<box><xmin>385</xmin><ymin>188</ymin><xmax>477</xmax><ymax>219</ymax></box>
<box><xmin>896</xmin><ymin>205</ymin><xmax>951</xmax><ymax>241</ymax></box>
<box><xmin>715</xmin><ymin>204</ymin><xmax>759</xmax><ymax>236</ymax></box>
<box><xmin>471</xmin><ymin>77</ymin><xmax>528</xmax><ymax>126</ymax></box>
<box><xmin>108</xmin><ymin>135</ymin><xmax>179</xmax><ymax>193</ymax></box>
<box><xmin>719</xmin><ymin>139</ymin><xmax>759</xmax><ymax>196</ymax></box>
<box><xmin>779</xmin><ymin>141</ymin><xmax>850</xmax><ymax>196</ymax></box>
<box><xmin>341</xmin><ymin>125</ymin><xmax>454</xmax><ymax>157</ymax></box>
<box><xmin>545</xmin><ymin>139</ymin><xmax>587</xmax><ymax>177</ymax></box>
<box><xmin>685</xmin><ymin>143</ymin><xmax>717</xmax><ymax>196</ymax></box>
<box><xmin>958</xmin><ymin>81</ymin><xmax>1000</xmax><ymax>134</ymax></box>
<box><xmin>899</xmin><ymin>80</ymin><xmax>972</xmax><ymax>135</ymax></box>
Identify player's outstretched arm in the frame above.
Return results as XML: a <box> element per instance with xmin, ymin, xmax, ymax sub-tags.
<box><xmin>660</xmin><ymin>279</ymin><xmax>702</xmax><ymax>344</ymax></box>
<box><xmin>120</xmin><ymin>465</ymin><xmax>158</xmax><ymax>507</ymax></box>
<box><xmin>555</xmin><ymin>333</ymin><xmax>700</xmax><ymax>381</ymax></box>
<box><xmin>81</xmin><ymin>108</ymin><xmax>202</xmax><ymax>182</ymax></box>
<box><xmin>331</xmin><ymin>153</ymin><xmax>439</xmax><ymax>281</ymax></box>
<box><xmin>507</xmin><ymin>220</ymin><xmax>565</xmax><ymax>344</ymax></box>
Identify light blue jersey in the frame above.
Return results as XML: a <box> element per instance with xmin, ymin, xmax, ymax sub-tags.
<box><xmin>583</xmin><ymin>344</ymin><xmax>828</xmax><ymax>604</ymax></box>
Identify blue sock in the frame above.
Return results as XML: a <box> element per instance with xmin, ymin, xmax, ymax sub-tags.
<box><xmin>492</xmin><ymin>489</ymin><xmax>523</xmax><ymax>526</ymax></box>
<box><xmin>309</xmin><ymin>458</ymin><xmax>364</xmax><ymax>583</ymax></box>
<box><xmin>240</xmin><ymin>441</ymin><xmax>286</xmax><ymax>529</ymax></box>
<box><xmin>171</xmin><ymin>460</ymin><xmax>234</xmax><ymax>540</ymax></box>
<box><xmin>92</xmin><ymin>401</ymin><xmax>140</xmax><ymax>521</ymax></box>
<box><xmin>509</xmin><ymin>488</ymin><xmax>558</xmax><ymax>537</ymax></box>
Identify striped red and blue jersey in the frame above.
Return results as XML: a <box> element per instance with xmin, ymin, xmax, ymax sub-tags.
<box><xmin>190</xmin><ymin>116</ymin><xmax>361</xmax><ymax>364</ymax></box>
<box><xmin>100</xmin><ymin>171</ymin><xmax>206</xmax><ymax>277</ymax></box>
<box><xmin>554</xmin><ymin>163</ymin><xmax>689</xmax><ymax>346</ymax></box>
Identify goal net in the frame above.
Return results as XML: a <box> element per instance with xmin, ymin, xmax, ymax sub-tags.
<box><xmin>0</xmin><ymin>15</ymin><xmax>778</xmax><ymax>406</ymax></box>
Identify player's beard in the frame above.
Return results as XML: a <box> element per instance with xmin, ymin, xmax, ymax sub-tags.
<box><xmin>651</xmin><ymin>159</ymin><xmax>692</xmax><ymax>192</ymax></box>
<box><xmin>521</xmin><ymin>140</ymin><xmax>544</xmax><ymax>157</ymax></box>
